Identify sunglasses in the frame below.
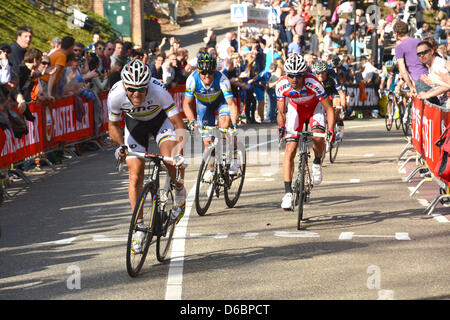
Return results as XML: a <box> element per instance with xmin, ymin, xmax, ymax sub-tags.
<box><xmin>41</xmin><ymin>61</ymin><xmax>50</xmax><ymax>65</ymax></box>
<box><xmin>416</xmin><ymin>49</ymin><xmax>431</xmax><ymax>57</ymax></box>
<box><xmin>199</xmin><ymin>70</ymin><xmax>215</xmax><ymax>75</ymax></box>
<box><xmin>97</xmin><ymin>47</ymin><xmax>105</xmax><ymax>51</ymax></box>
<box><xmin>287</xmin><ymin>73</ymin><xmax>304</xmax><ymax>79</ymax></box>
<box><xmin>126</xmin><ymin>86</ymin><xmax>147</xmax><ymax>93</ymax></box>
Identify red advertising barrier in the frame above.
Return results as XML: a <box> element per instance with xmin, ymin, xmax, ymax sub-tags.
<box><xmin>0</xmin><ymin>96</ymin><xmax>94</xmax><ymax>169</ymax></box>
<box><xmin>411</xmin><ymin>97</ymin><xmax>450</xmax><ymax>186</ymax></box>
<box><xmin>0</xmin><ymin>104</ymin><xmax>44</xmax><ymax>168</ymax></box>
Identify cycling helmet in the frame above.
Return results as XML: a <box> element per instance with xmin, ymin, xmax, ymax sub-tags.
<box><xmin>197</xmin><ymin>53</ymin><xmax>217</xmax><ymax>73</ymax></box>
<box><xmin>121</xmin><ymin>59</ymin><xmax>151</xmax><ymax>86</ymax></box>
<box><xmin>284</xmin><ymin>53</ymin><xmax>308</xmax><ymax>74</ymax></box>
<box><xmin>331</xmin><ymin>56</ymin><xmax>341</xmax><ymax>68</ymax></box>
<box><xmin>312</xmin><ymin>60</ymin><xmax>328</xmax><ymax>74</ymax></box>
<box><xmin>385</xmin><ymin>60</ymin><xmax>393</xmax><ymax>71</ymax></box>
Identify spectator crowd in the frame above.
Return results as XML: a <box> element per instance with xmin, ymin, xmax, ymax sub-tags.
<box><xmin>1</xmin><ymin>0</ymin><xmax>450</xmax><ymax>170</ymax></box>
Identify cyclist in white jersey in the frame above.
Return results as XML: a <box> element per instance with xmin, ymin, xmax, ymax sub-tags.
<box><xmin>108</xmin><ymin>60</ymin><xmax>187</xmax><ymax>252</ymax></box>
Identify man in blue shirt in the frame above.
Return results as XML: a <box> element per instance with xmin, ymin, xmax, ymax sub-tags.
<box><xmin>287</xmin><ymin>34</ymin><xmax>302</xmax><ymax>55</ymax></box>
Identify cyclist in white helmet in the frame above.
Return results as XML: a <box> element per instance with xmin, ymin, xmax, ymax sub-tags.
<box><xmin>276</xmin><ymin>54</ymin><xmax>335</xmax><ymax>210</ymax></box>
<box><xmin>107</xmin><ymin>60</ymin><xmax>187</xmax><ymax>253</ymax></box>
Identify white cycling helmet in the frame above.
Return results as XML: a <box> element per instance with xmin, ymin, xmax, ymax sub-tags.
<box><xmin>284</xmin><ymin>53</ymin><xmax>308</xmax><ymax>74</ymax></box>
<box><xmin>121</xmin><ymin>59</ymin><xmax>151</xmax><ymax>86</ymax></box>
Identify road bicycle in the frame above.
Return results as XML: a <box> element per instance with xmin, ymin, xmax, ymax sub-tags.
<box><xmin>117</xmin><ymin>151</ymin><xmax>183</xmax><ymax>277</ymax></box>
<box><xmin>194</xmin><ymin>126</ymin><xmax>246</xmax><ymax>216</ymax></box>
<box><xmin>286</xmin><ymin>130</ymin><xmax>326</xmax><ymax>230</ymax></box>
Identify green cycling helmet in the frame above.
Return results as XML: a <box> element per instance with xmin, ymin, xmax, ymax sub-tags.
<box><xmin>197</xmin><ymin>53</ymin><xmax>217</xmax><ymax>73</ymax></box>
<box><xmin>312</xmin><ymin>60</ymin><xmax>328</xmax><ymax>74</ymax></box>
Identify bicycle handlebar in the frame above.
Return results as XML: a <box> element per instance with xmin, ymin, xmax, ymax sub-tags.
<box><xmin>286</xmin><ymin>130</ymin><xmax>327</xmax><ymax>138</ymax></box>
<box><xmin>116</xmin><ymin>151</ymin><xmax>185</xmax><ymax>173</ymax></box>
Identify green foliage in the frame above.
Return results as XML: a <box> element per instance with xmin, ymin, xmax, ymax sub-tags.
<box><xmin>0</xmin><ymin>0</ymin><xmax>116</xmax><ymax>52</ymax></box>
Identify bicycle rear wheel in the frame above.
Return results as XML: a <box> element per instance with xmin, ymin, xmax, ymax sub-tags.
<box><xmin>297</xmin><ymin>153</ymin><xmax>308</xmax><ymax>230</ymax></box>
<box><xmin>195</xmin><ymin>147</ymin><xmax>216</xmax><ymax>216</ymax></box>
<box><xmin>156</xmin><ymin>188</ymin><xmax>175</xmax><ymax>262</ymax></box>
<box><xmin>224</xmin><ymin>143</ymin><xmax>246</xmax><ymax>208</ymax></box>
<box><xmin>385</xmin><ymin>100</ymin><xmax>393</xmax><ymax>131</ymax></box>
<box><xmin>126</xmin><ymin>181</ymin><xmax>157</xmax><ymax>277</ymax></box>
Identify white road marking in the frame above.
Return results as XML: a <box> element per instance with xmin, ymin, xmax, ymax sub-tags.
<box><xmin>92</xmin><ymin>235</ymin><xmax>127</xmax><ymax>242</ymax></box>
<box><xmin>41</xmin><ymin>237</ymin><xmax>77</xmax><ymax>245</ymax></box>
<box><xmin>165</xmin><ymin>186</ymin><xmax>196</xmax><ymax>300</ymax></box>
<box><xmin>274</xmin><ymin>231</ymin><xmax>320</xmax><ymax>238</ymax></box>
<box><xmin>349</xmin><ymin>179</ymin><xmax>360</xmax><ymax>183</ymax></box>
<box><xmin>338</xmin><ymin>232</ymin><xmax>411</xmax><ymax>240</ymax></box>
<box><xmin>431</xmin><ymin>214</ymin><xmax>449</xmax><ymax>223</ymax></box>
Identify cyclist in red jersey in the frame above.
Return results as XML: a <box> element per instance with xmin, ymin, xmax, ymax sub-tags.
<box><xmin>276</xmin><ymin>54</ymin><xmax>335</xmax><ymax>210</ymax></box>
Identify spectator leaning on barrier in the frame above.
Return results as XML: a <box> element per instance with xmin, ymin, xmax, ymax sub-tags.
<box><xmin>12</xmin><ymin>47</ymin><xmax>55</xmax><ymax>122</ymax></box>
<box><xmin>10</xmin><ymin>26</ymin><xmax>33</xmax><ymax>67</ymax></box>
<box><xmin>40</xmin><ymin>36</ymin><xmax>75</xmax><ymax>102</ymax></box>
<box><xmin>416</xmin><ymin>40</ymin><xmax>450</xmax><ymax>107</ymax></box>
<box><xmin>0</xmin><ymin>45</ymin><xmax>11</xmax><ymax>85</ymax></box>
<box><xmin>394</xmin><ymin>20</ymin><xmax>429</xmax><ymax>95</ymax></box>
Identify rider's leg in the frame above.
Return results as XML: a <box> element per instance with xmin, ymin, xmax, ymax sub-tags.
<box><xmin>127</xmin><ymin>157</ymin><xmax>146</xmax><ymax>214</ymax></box>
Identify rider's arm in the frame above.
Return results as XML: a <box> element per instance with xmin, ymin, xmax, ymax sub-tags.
<box><xmin>321</xmin><ymin>96</ymin><xmax>335</xmax><ymax>131</ymax></box>
<box><xmin>275</xmin><ymin>79</ymin><xmax>286</xmax><ymax>127</ymax></box>
<box><xmin>183</xmin><ymin>73</ymin><xmax>197</xmax><ymax>123</ymax></box>
<box><xmin>226</xmin><ymin>97</ymin><xmax>239</xmax><ymax>126</ymax></box>
<box><xmin>276</xmin><ymin>98</ymin><xmax>286</xmax><ymax>127</ymax></box>
<box><xmin>182</xmin><ymin>95</ymin><xmax>197</xmax><ymax>123</ymax></box>
<box><xmin>397</xmin><ymin>58</ymin><xmax>416</xmax><ymax>94</ymax></box>
<box><xmin>108</xmin><ymin>120</ymin><xmax>124</xmax><ymax>147</ymax></box>
<box><xmin>338</xmin><ymin>89</ymin><xmax>347</xmax><ymax>109</ymax></box>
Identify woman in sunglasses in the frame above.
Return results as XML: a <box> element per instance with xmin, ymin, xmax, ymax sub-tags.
<box><xmin>107</xmin><ymin>60</ymin><xmax>187</xmax><ymax>252</ymax></box>
<box><xmin>276</xmin><ymin>54</ymin><xmax>335</xmax><ymax>210</ymax></box>
<box><xmin>183</xmin><ymin>52</ymin><xmax>240</xmax><ymax>174</ymax></box>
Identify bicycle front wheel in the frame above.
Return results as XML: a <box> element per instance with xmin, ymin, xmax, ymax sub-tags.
<box><xmin>401</xmin><ymin>103</ymin><xmax>410</xmax><ymax>136</ymax></box>
<box><xmin>297</xmin><ymin>153</ymin><xmax>308</xmax><ymax>230</ymax></box>
<box><xmin>126</xmin><ymin>182</ymin><xmax>157</xmax><ymax>277</ymax></box>
<box><xmin>224</xmin><ymin>143</ymin><xmax>246</xmax><ymax>208</ymax></box>
<box><xmin>195</xmin><ymin>147</ymin><xmax>216</xmax><ymax>216</ymax></box>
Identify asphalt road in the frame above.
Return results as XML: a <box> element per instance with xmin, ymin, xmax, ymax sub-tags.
<box><xmin>0</xmin><ymin>119</ymin><xmax>448</xmax><ymax>302</ymax></box>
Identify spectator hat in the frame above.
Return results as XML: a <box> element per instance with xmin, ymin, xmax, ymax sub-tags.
<box><xmin>326</xmin><ymin>27</ymin><xmax>333</xmax><ymax>33</ymax></box>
